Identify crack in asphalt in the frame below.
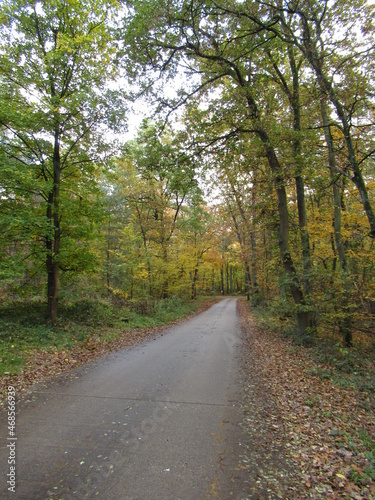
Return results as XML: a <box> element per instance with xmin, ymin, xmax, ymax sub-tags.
<box><xmin>31</xmin><ymin>391</ymin><xmax>240</xmax><ymax>407</ymax></box>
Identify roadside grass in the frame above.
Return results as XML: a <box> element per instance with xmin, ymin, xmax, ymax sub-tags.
<box><xmin>0</xmin><ymin>295</ymin><xmax>216</xmax><ymax>377</ymax></box>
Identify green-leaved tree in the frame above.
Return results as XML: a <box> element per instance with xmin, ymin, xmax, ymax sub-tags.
<box><xmin>0</xmin><ymin>0</ymin><xmax>125</xmax><ymax>323</ymax></box>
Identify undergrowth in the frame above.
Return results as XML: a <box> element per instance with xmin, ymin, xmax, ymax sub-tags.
<box><xmin>252</xmin><ymin>305</ymin><xmax>375</xmax><ymax>404</ymax></box>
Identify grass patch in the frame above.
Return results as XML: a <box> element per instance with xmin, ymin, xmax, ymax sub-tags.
<box><xmin>0</xmin><ymin>295</ymin><xmax>217</xmax><ymax>376</ymax></box>
<box><xmin>348</xmin><ymin>430</ymin><xmax>375</xmax><ymax>485</ymax></box>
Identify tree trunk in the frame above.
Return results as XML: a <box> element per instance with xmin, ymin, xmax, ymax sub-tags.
<box><xmin>137</xmin><ymin>211</ymin><xmax>152</xmax><ymax>296</ymax></box>
<box><xmin>250</xmin><ymin>230</ymin><xmax>258</xmax><ymax>306</ymax></box>
<box><xmin>245</xmin><ymin>262</ymin><xmax>251</xmax><ymax>301</ymax></box>
<box><xmin>262</xmin><ymin>230</ymin><xmax>270</xmax><ymax>306</ymax></box>
<box><xmin>46</xmin><ymin>130</ymin><xmax>61</xmax><ymax>325</ymax></box>
<box><xmin>289</xmin><ymin>46</ymin><xmax>316</xmax><ymax>331</ymax></box>
<box><xmin>321</xmin><ymin>98</ymin><xmax>352</xmax><ymax>346</ymax></box>
<box><xmin>243</xmin><ymin>77</ymin><xmax>311</xmax><ymax>335</ymax></box>
<box><xmin>229</xmin><ymin>183</ymin><xmax>259</xmax><ymax>305</ymax></box>
<box><xmin>130</xmin><ymin>268</ymin><xmax>134</xmax><ymax>300</ymax></box>
<box><xmin>225</xmin><ymin>258</ymin><xmax>229</xmax><ymax>295</ymax></box>
<box><xmin>229</xmin><ymin>210</ymin><xmax>252</xmax><ymax>301</ymax></box>
<box><xmin>191</xmin><ymin>266</ymin><xmax>198</xmax><ymax>299</ymax></box>
<box><xmin>162</xmin><ymin>242</ymin><xmax>168</xmax><ymax>299</ymax></box>
<box><xmin>250</xmin><ymin>187</ymin><xmax>259</xmax><ymax>306</ymax></box>
<box><xmin>107</xmin><ymin>216</ymin><xmax>111</xmax><ymax>291</ymax></box>
<box><xmin>46</xmin><ymin>191</ymin><xmax>54</xmax><ymax>317</ymax></box>
<box><xmin>256</xmin><ymin>127</ymin><xmax>313</xmax><ymax>342</ymax></box>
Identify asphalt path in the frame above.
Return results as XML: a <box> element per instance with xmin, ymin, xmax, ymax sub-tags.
<box><xmin>0</xmin><ymin>298</ymin><xmax>248</xmax><ymax>499</ymax></box>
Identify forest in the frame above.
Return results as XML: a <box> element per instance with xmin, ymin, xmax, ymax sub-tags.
<box><xmin>0</xmin><ymin>0</ymin><xmax>374</xmax><ymax>374</ymax></box>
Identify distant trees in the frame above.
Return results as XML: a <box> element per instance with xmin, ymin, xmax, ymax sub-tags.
<box><xmin>105</xmin><ymin>121</ymin><xmax>243</xmax><ymax>302</ymax></box>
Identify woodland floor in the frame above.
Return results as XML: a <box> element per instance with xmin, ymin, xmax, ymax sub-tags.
<box><xmin>1</xmin><ymin>298</ymin><xmax>374</xmax><ymax>499</ymax></box>
<box><xmin>237</xmin><ymin>300</ymin><xmax>375</xmax><ymax>499</ymax></box>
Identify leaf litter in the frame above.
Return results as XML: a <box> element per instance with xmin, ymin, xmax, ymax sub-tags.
<box><xmin>237</xmin><ymin>300</ymin><xmax>374</xmax><ymax>499</ymax></box>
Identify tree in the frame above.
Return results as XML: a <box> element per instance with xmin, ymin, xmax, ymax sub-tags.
<box><xmin>115</xmin><ymin>121</ymin><xmax>203</xmax><ymax>299</ymax></box>
<box><xmin>0</xmin><ymin>0</ymin><xmax>125</xmax><ymax>323</ymax></box>
<box><xmin>123</xmin><ymin>0</ymin><xmax>375</xmax><ymax>343</ymax></box>
<box><xmin>238</xmin><ymin>0</ymin><xmax>375</xmax><ymax>238</ymax></box>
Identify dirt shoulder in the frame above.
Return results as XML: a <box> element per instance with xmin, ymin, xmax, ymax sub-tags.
<box><xmin>237</xmin><ymin>299</ymin><xmax>375</xmax><ymax>499</ymax></box>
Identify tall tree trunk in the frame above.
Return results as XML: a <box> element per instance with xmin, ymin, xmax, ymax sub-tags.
<box><xmin>289</xmin><ymin>60</ymin><xmax>312</xmax><ymax>292</ymax></box>
<box><xmin>262</xmin><ymin>230</ymin><xmax>270</xmax><ymax>306</ymax></box>
<box><xmin>106</xmin><ymin>215</ymin><xmax>111</xmax><ymax>291</ymax></box>
<box><xmin>245</xmin><ymin>262</ymin><xmax>251</xmax><ymax>301</ymax></box>
<box><xmin>162</xmin><ymin>241</ymin><xmax>168</xmax><ymax>299</ymax></box>
<box><xmin>46</xmin><ymin>191</ymin><xmax>54</xmax><ymax>318</ymax></box>
<box><xmin>47</xmin><ymin>130</ymin><xmax>61</xmax><ymax>325</ymax></box>
<box><xmin>230</xmin><ymin>210</ymin><xmax>252</xmax><ymax>301</ymax></box>
<box><xmin>211</xmin><ymin>269</ymin><xmax>216</xmax><ymax>294</ymax></box>
<box><xmin>256</xmin><ymin>127</ymin><xmax>312</xmax><ymax>341</ymax></box>
<box><xmin>136</xmin><ymin>206</ymin><xmax>153</xmax><ymax>296</ymax></box>
<box><xmin>250</xmin><ymin>187</ymin><xmax>259</xmax><ymax>306</ymax></box>
<box><xmin>229</xmin><ymin>183</ymin><xmax>259</xmax><ymax>305</ymax></box>
<box><xmin>191</xmin><ymin>266</ymin><xmax>198</xmax><ymax>299</ymax></box>
<box><xmin>268</xmin><ymin>44</ymin><xmax>316</xmax><ymax>329</ymax></box>
<box><xmin>226</xmin><ymin>258</ymin><xmax>229</xmax><ymax>295</ymax></box>
<box><xmin>321</xmin><ymin>98</ymin><xmax>353</xmax><ymax>346</ymax></box>
<box><xmin>250</xmin><ymin>230</ymin><xmax>258</xmax><ymax>306</ymax></box>
<box><xmin>242</xmin><ymin>81</ymin><xmax>312</xmax><ymax>338</ymax></box>
<box><xmin>191</xmin><ymin>233</ymin><xmax>199</xmax><ymax>299</ymax></box>
<box><xmin>288</xmin><ymin>45</ymin><xmax>316</xmax><ymax>332</ymax></box>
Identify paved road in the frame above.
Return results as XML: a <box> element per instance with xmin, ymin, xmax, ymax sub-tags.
<box><xmin>0</xmin><ymin>298</ymin><xmax>247</xmax><ymax>499</ymax></box>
